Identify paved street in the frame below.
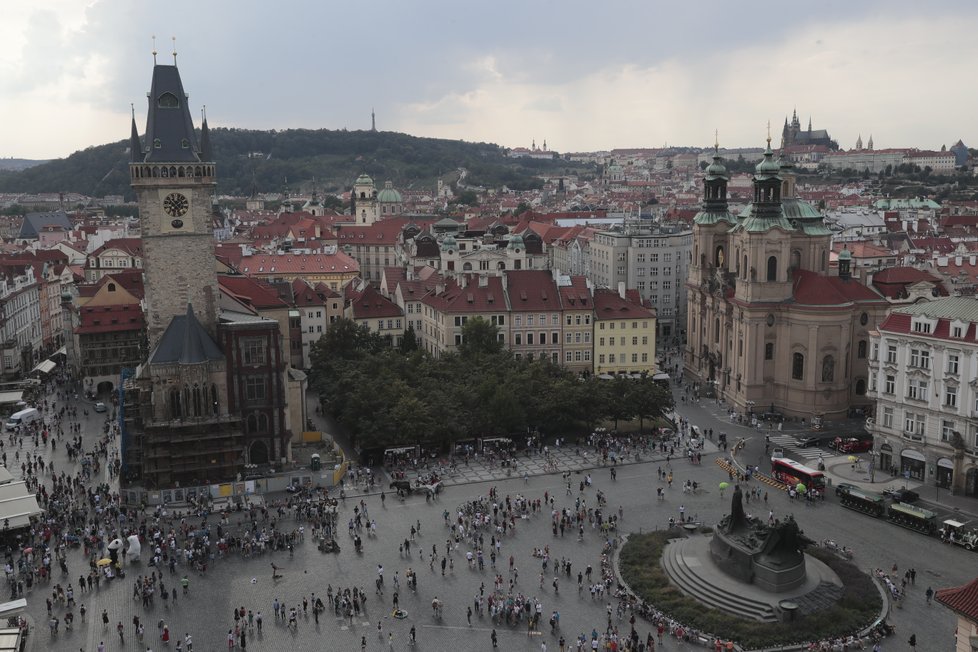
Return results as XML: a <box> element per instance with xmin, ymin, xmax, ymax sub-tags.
<box><xmin>10</xmin><ymin>380</ymin><xmax>977</xmax><ymax>652</ymax></box>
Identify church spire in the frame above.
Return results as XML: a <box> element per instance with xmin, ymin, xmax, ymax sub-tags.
<box><xmin>199</xmin><ymin>106</ymin><xmax>213</xmax><ymax>161</ymax></box>
<box><xmin>129</xmin><ymin>104</ymin><xmax>142</xmax><ymax>163</ymax></box>
<box><xmin>142</xmin><ymin>62</ymin><xmax>201</xmax><ymax>163</ymax></box>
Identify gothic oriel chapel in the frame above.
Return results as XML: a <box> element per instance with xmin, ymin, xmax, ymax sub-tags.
<box><xmin>684</xmin><ymin>137</ymin><xmax>888</xmax><ymax>419</ymax></box>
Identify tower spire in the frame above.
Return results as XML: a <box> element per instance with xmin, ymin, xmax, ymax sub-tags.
<box><xmin>714</xmin><ymin>129</ymin><xmax>719</xmax><ymax>153</ymax></box>
<box><xmin>200</xmin><ymin>105</ymin><xmax>212</xmax><ymax>161</ymax></box>
<box><xmin>371</xmin><ymin>107</ymin><xmax>376</xmax><ymax>132</ymax></box>
<box><xmin>171</xmin><ymin>37</ymin><xmax>177</xmax><ymax>66</ymax></box>
<box><xmin>129</xmin><ymin>103</ymin><xmax>142</xmax><ymax>163</ymax></box>
<box><xmin>152</xmin><ymin>35</ymin><xmax>157</xmax><ymax>65</ymax></box>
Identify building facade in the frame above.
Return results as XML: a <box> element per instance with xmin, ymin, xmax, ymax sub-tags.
<box><xmin>588</xmin><ymin>223</ymin><xmax>691</xmax><ymax>343</ymax></box>
<box><xmin>592</xmin><ymin>287</ymin><xmax>656</xmax><ymax>376</ymax></box>
<box><xmin>866</xmin><ymin>298</ymin><xmax>978</xmax><ymax>499</ymax></box>
<box><xmin>685</xmin><ymin>142</ymin><xmax>888</xmax><ymax>419</ymax></box>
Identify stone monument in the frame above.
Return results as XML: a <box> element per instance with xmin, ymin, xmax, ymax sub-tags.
<box><xmin>709</xmin><ymin>485</ymin><xmax>815</xmax><ymax>592</ymax></box>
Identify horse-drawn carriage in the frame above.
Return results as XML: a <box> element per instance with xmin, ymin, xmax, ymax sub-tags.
<box><xmin>389</xmin><ymin>479</ymin><xmax>443</xmax><ymax>498</ymax></box>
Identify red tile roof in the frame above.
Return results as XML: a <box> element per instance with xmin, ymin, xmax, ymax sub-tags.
<box><xmin>871</xmin><ymin>267</ymin><xmax>947</xmax><ymax>298</ymax></box>
<box><xmin>505</xmin><ymin>270</ymin><xmax>560</xmax><ymax>312</ymax></box>
<box><xmin>218</xmin><ymin>275</ymin><xmax>289</xmax><ymax>309</ymax></box>
<box><xmin>936</xmin><ymin>577</ymin><xmax>978</xmax><ymax>622</ymax></box>
<box><xmin>76</xmin><ymin>303</ymin><xmax>145</xmax><ymax>335</ymax></box>
<box><xmin>348</xmin><ymin>284</ymin><xmax>403</xmax><ymax>319</ymax></box>
<box><xmin>238</xmin><ymin>251</ymin><xmax>358</xmax><ymax>276</ymax></box>
<box><xmin>558</xmin><ymin>276</ymin><xmax>592</xmax><ymax>309</ymax></box>
<box><xmin>422</xmin><ymin>275</ymin><xmax>508</xmax><ymax>314</ymax></box>
<box><xmin>592</xmin><ymin>288</ymin><xmax>654</xmax><ymax>321</ymax></box>
<box><xmin>791</xmin><ymin>270</ymin><xmax>885</xmax><ymax>307</ymax></box>
<box><xmin>88</xmin><ymin>237</ymin><xmax>143</xmax><ymax>258</ymax></box>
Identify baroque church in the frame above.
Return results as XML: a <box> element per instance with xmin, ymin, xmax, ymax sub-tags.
<box><xmin>684</xmin><ymin>137</ymin><xmax>888</xmax><ymax>419</ymax></box>
<box><xmin>120</xmin><ymin>60</ymin><xmax>292</xmax><ymax>493</ymax></box>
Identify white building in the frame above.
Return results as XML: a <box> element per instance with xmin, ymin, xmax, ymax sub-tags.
<box><xmin>0</xmin><ymin>267</ymin><xmax>42</xmax><ymax>378</ymax></box>
<box><xmin>588</xmin><ymin>221</ymin><xmax>692</xmax><ymax>343</ymax></box>
<box><xmin>866</xmin><ymin>297</ymin><xmax>978</xmax><ymax>499</ymax></box>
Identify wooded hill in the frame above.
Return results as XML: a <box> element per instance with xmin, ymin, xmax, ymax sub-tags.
<box><xmin>0</xmin><ymin>128</ymin><xmax>587</xmax><ymax>200</ymax></box>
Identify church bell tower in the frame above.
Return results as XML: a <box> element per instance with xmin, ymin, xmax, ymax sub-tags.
<box><xmin>130</xmin><ymin>61</ymin><xmax>218</xmax><ymax>349</ymax></box>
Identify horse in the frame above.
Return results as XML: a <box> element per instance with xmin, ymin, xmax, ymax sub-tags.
<box><xmin>390</xmin><ymin>480</ymin><xmax>412</xmax><ymax>497</ymax></box>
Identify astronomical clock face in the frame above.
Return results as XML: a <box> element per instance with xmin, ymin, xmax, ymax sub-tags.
<box><xmin>158</xmin><ymin>191</ymin><xmax>192</xmax><ymax>232</ymax></box>
<box><xmin>163</xmin><ymin>192</ymin><xmax>189</xmax><ymax>217</ymax></box>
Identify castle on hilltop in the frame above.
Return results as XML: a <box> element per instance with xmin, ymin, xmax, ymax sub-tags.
<box><xmin>781</xmin><ymin>109</ymin><xmax>838</xmax><ymax>150</ymax></box>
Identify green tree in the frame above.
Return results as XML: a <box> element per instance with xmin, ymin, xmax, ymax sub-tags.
<box><xmin>458</xmin><ymin>317</ymin><xmax>503</xmax><ymax>358</ymax></box>
<box><xmin>399</xmin><ymin>325</ymin><xmax>419</xmax><ymax>353</ymax></box>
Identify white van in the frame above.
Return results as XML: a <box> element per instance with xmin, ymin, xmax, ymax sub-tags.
<box><xmin>5</xmin><ymin>407</ymin><xmax>40</xmax><ymax>430</ymax></box>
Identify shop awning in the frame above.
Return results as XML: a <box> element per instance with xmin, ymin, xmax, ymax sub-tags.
<box><xmin>901</xmin><ymin>449</ymin><xmax>926</xmax><ymax>462</ymax></box>
<box><xmin>31</xmin><ymin>359</ymin><xmax>56</xmax><ymax>375</ymax></box>
<box><xmin>938</xmin><ymin>458</ymin><xmax>954</xmax><ymax>469</ymax></box>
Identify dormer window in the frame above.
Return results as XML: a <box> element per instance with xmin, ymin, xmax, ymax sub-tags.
<box><xmin>911</xmin><ymin>319</ymin><xmax>933</xmax><ymax>334</ymax></box>
<box><xmin>181</xmin><ymin>138</ymin><xmax>190</xmax><ymax>149</ymax></box>
<box><xmin>158</xmin><ymin>92</ymin><xmax>179</xmax><ymax>108</ymax></box>
<box><xmin>153</xmin><ymin>138</ymin><xmax>162</xmax><ymax>149</ymax></box>
<box><xmin>950</xmin><ymin>320</ymin><xmax>967</xmax><ymax>338</ymax></box>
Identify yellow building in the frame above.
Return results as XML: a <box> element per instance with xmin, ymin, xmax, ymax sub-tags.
<box><xmin>592</xmin><ymin>287</ymin><xmax>656</xmax><ymax>376</ymax></box>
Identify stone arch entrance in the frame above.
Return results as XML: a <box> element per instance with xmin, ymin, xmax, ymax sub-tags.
<box><xmin>96</xmin><ymin>381</ymin><xmax>114</xmax><ymax>395</ymax></box>
<box><xmin>249</xmin><ymin>440</ymin><xmax>270</xmax><ymax>465</ymax></box>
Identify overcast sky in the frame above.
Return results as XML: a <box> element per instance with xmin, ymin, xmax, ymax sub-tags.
<box><xmin>1</xmin><ymin>0</ymin><xmax>975</xmax><ymax>160</ymax></box>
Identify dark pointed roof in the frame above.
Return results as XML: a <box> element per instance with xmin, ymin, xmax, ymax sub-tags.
<box><xmin>129</xmin><ymin>115</ymin><xmax>143</xmax><ymax>163</ymax></box>
<box><xmin>199</xmin><ymin>115</ymin><xmax>213</xmax><ymax>161</ymax></box>
<box><xmin>150</xmin><ymin>304</ymin><xmax>224</xmax><ymax>364</ymax></box>
<box><xmin>141</xmin><ymin>64</ymin><xmax>202</xmax><ymax>163</ymax></box>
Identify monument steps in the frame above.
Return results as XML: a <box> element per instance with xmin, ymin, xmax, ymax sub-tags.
<box><xmin>661</xmin><ymin>537</ymin><xmax>779</xmax><ymax>622</ymax></box>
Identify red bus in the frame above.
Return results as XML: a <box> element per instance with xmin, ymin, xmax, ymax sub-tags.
<box><xmin>771</xmin><ymin>458</ymin><xmax>826</xmax><ymax>495</ymax></box>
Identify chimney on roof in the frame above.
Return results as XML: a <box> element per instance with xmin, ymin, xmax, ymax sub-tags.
<box><xmin>970</xmin><ymin>255</ymin><xmax>976</xmax><ymax>266</ymax></box>
<box><xmin>406</xmin><ymin>267</ymin><xmax>415</xmax><ymax>281</ymax></box>
<box><xmin>459</xmin><ymin>275</ymin><xmax>468</xmax><ymax>289</ymax></box>
<box><xmin>617</xmin><ymin>281</ymin><xmax>626</xmax><ymax>300</ymax></box>
<box><xmin>478</xmin><ymin>274</ymin><xmax>488</xmax><ymax>287</ymax></box>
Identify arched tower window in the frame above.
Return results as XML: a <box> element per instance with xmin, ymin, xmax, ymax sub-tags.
<box><xmin>169</xmin><ymin>388</ymin><xmax>181</xmax><ymax>419</ymax></box>
<box><xmin>792</xmin><ymin>353</ymin><xmax>805</xmax><ymax>380</ymax></box>
<box><xmin>192</xmin><ymin>384</ymin><xmax>202</xmax><ymax>417</ymax></box>
<box><xmin>714</xmin><ymin>318</ymin><xmax>720</xmax><ymax>343</ymax></box>
<box><xmin>211</xmin><ymin>384</ymin><xmax>219</xmax><ymax>415</ymax></box>
<box><xmin>742</xmin><ymin>255</ymin><xmax>748</xmax><ymax>280</ymax></box>
<box><xmin>767</xmin><ymin>256</ymin><xmax>778</xmax><ymax>282</ymax></box>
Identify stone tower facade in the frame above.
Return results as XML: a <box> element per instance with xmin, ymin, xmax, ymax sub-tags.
<box><xmin>130</xmin><ymin>64</ymin><xmax>218</xmax><ymax>349</ymax></box>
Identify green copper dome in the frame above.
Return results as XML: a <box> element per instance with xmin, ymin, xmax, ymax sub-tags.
<box><xmin>838</xmin><ymin>247</ymin><xmax>852</xmax><ymax>260</ymax></box>
<box><xmin>377</xmin><ymin>182</ymin><xmax>402</xmax><ymax>203</ymax></box>
<box><xmin>755</xmin><ymin>143</ymin><xmax>781</xmax><ymax>177</ymax></box>
<box><xmin>355</xmin><ymin>173</ymin><xmax>374</xmax><ymax>185</ymax></box>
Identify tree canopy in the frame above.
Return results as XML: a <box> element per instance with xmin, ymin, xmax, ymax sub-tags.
<box><xmin>308</xmin><ymin>318</ymin><xmax>674</xmax><ymax>455</ymax></box>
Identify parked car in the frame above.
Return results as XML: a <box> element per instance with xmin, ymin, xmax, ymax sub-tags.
<box><xmin>833</xmin><ymin>437</ymin><xmax>873</xmax><ymax>454</ymax></box>
<box><xmin>94</xmin><ymin>402</ymin><xmax>108</xmax><ymax>413</ymax></box>
<box><xmin>771</xmin><ymin>447</ymin><xmax>786</xmax><ymax>459</ymax></box>
<box><xmin>882</xmin><ymin>487</ymin><xmax>920</xmax><ymax>503</ymax></box>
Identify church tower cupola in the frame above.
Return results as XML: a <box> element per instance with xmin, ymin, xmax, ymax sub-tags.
<box><xmin>693</xmin><ymin>135</ymin><xmax>736</xmax><ymax>226</ymax></box>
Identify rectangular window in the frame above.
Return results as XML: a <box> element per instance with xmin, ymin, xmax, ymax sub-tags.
<box><xmin>764</xmin><ymin>342</ymin><xmax>774</xmax><ymax>360</ymax></box>
<box><xmin>527</xmin><ymin>315</ymin><xmax>534</xmax><ymax>326</ymax></box>
<box><xmin>631</xmin><ymin>353</ymin><xmax>638</xmax><ymax>363</ymax></box>
<box><xmin>942</xmin><ymin>419</ymin><xmax>955</xmax><ymax>442</ymax></box>
<box><xmin>609</xmin><ymin>354</ymin><xmax>616</xmax><ymax>363</ymax></box>
<box><xmin>884</xmin><ymin>375</ymin><xmax>895</xmax><ymax>394</ymax></box>
<box><xmin>632</xmin><ymin>337</ymin><xmax>638</xmax><ymax>346</ymax></box>
<box><xmin>946</xmin><ymin>385</ymin><xmax>958</xmax><ymax>408</ymax></box>
<box><xmin>584</xmin><ymin>350</ymin><xmax>591</xmax><ymax>361</ymax></box>
<box><xmin>575</xmin><ymin>351</ymin><xmax>582</xmax><ymax>362</ymax></box>
<box><xmin>515</xmin><ymin>333</ymin><xmax>522</xmax><ymax>345</ymax></box>
<box><xmin>910</xmin><ymin>349</ymin><xmax>930</xmax><ymax>369</ymax></box>
<box><xmin>948</xmin><ymin>354</ymin><xmax>959</xmax><ymax>375</ymax></box>
<box><xmin>886</xmin><ymin>344</ymin><xmax>897</xmax><ymax>364</ymax></box>
<box><xmin>609</xmin><ymin>337</ymin><xmax>615</xmax><ymax>346</ymax></box>
<box><xmin>565</xmin><ymin>332</ymin><xmax>573</xmax><ymax>344</ymax></box>
<box><xmin>242</xmin><ymin>339</ymin><xmax>266</xmax><ymax>365</ymax></box>
<box><xmin>565</xmin><ymin>351</ymin><xmax>573</xmax><ymax>362</ymax></box>
<box><xmin>882</xmin><ymin>406</ymin><xmax>893</xmax><ymax>428</ymax></box>
<box><xmin>245</xmin><ymin>377</ymin><xmax>267</xmax><ymax>401</ymax></box>
<box><xmin>599</xmin><ymin>354</ymin><xmax>605</xmax><ymax>364</ymax></box>
<box><xmin>516</xmin><ymin>315</ymin><xmax>522</xmax><ymax>326</ymax></box>
<box><xmin>907</xmin><ymin>379</ymin><xmax>928</xmax><ymax>400</ymax></box>
<box><xmin>527</xmin><ymin>333</ymin><xmax>534</xmax><ymax>345</ymax></box>
<box><xmin>872</xmin><ymin>342</ymin><xmax>879</xmax><ymax>360</ymax></box>
<box><xmin>952</xmin><ymin>325</ymin><xmax>964</xmax><ymax>338</ymax></box>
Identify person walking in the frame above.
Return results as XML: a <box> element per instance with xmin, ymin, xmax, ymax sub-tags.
<box><xmin>491</xmin><ymin>629</ymin><xmax>498</xmax><ymax>648</ymax></box>
<box><xmin>925</xmin><ymin>587</ymin><xmax>934</xmax><ymax>604</ymax></box>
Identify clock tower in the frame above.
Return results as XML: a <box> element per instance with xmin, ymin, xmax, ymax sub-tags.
<box><xmin>130</xmin><ymin>63</ymin><xmax>218</xmax><ymax>348</ymax></box>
